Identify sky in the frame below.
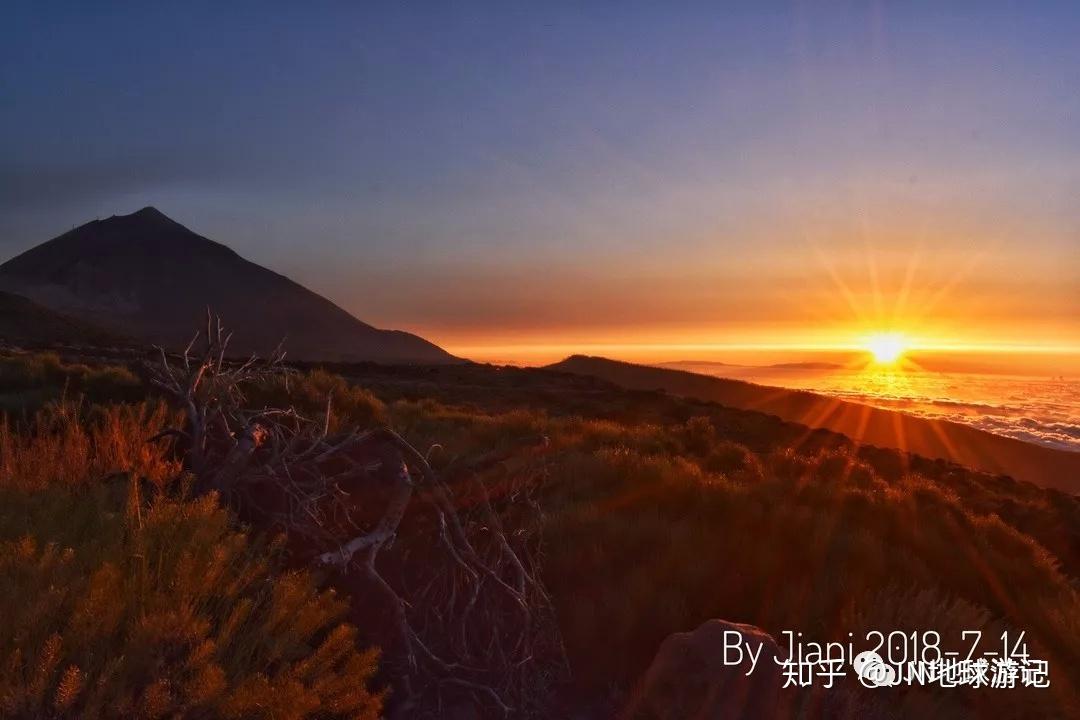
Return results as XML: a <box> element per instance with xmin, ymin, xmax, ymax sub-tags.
<box><xmin>2</xmin><ymin>2</ymin><xmax>1078</xmax><ymax>366</ymax></box>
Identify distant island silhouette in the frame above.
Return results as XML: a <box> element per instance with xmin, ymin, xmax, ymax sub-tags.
<box><xmin>661</xmin><ymin>360</ymin><xmax>846</xmax><ymax>371</ymax></box>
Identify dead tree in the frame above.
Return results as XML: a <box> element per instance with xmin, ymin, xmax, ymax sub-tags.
<box><xmin>147</xmin><ymin>315</ymin><xmax>567</xmax><ymax>718</ymax></box>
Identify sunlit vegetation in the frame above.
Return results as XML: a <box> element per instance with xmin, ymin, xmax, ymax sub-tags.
<box><xmin>0</xmin><ymin>398</ymin><xmax>383</xmax><ymax>719</ymax></box>
<box><xmin>1</xmin><ymin>351</ymin><xmax>1077</xmax><ymax>718</ymax></box>
<box><xmin>361</xmin><ymin>368</ymin><xmax>1080</xmax><ymax>717</ymax></box>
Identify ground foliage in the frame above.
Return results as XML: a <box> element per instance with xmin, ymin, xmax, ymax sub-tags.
<box><xmin>1</xmin><ymin>351</ymin><xmax>1077</xmax><ymax>718</ymax></box>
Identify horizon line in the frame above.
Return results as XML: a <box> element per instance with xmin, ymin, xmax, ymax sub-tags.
<box><xmin>444</xmin><ymin>341</ymin><xmax>1080</xmax><ymax>356</ymax></box>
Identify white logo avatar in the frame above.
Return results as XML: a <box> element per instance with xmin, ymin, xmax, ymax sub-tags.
<box><xmin>852</xmin><ymin>650</ymin><xmax>897</xmax><ymax>688</ymax></box>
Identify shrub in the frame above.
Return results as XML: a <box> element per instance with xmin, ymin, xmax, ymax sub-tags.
<box><xmin>0</xmin><ymin>401</ymin><xmax>384</xmax><ymax>719</ymax></box>
<box><xmin>249</xmin><ymin>370</ymin><xmax>387</xmax><ymax>432</ymax></box>
<box><xmin>515</xmin><ymin>424</ymin><xmax>1079</xmax><ymax>712</ymax></box>
<box><xmin>0</xmin><ymin>400</ymin><xmax>178</xmax><ymax>492</ymax></box>
<box><xmin>702</xmin><ymin>439</ymin><xmax>763</xmax><ymax>481</ymax></box>
<box><xmin>0</xmin><ymin>352</ymin><xmax>141</xmax><ymax>405</ymax></box>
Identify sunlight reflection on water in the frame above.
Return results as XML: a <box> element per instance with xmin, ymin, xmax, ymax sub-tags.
<box><xmin>688</xmin><ymin>365</ymin><xmax>1080</xmax><ymax>452</ymax></box>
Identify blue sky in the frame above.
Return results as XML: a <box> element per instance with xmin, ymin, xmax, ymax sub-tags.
<box><xmin>2</xmin><ymin>2</ymin><xmax>1077</xmax><ymax>358</ymax></box>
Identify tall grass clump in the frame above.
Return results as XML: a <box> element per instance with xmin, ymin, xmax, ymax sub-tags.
<box><xmin>0</xmin><ymin>400</ymin><xmax>178</xmax><ymax>492</ymax></box>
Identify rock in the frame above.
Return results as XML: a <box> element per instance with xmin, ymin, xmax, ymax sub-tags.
<box><xmin>622</xmin><ymin>619</ymin><xmax>787</xmax><ymax>720</ymax></box>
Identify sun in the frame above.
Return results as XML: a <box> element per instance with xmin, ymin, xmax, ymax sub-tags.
<box><xmin>864</xmin><ymin>332</ymin><xmax>908</xmax><ymax>364</ymax></box>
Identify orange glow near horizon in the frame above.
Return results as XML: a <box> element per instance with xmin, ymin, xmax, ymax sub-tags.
<box><xmin>439</xmin><ymin>335</ymin><xmax>1080</xmax><ymax>373</ymax></box>
<box><xmin>404</xmin><ymin>229</ymin><xmax>1078</xmax><ymax>373</ymax></box>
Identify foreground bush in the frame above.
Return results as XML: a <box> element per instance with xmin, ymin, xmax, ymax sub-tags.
<box><xmin>0</xmin><ymin>401</ymin><xmax>384</xmax><ymax>719</ymax></box>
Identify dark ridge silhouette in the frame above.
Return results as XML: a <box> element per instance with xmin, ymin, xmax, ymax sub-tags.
<box><xmin>0</xmin><ymin>290</ymin><xmax>122</xmax><ymax>346</ymax></box>
<box><xmin>661</xmin><ymin>360</ymin><xmax>845</xmax><ymax>370</ymax></box>
<box><xmin>548</xmin><ymin>355</ymin><xmax>1080</xmax><ymax>493</ymax></box>
<box><xmin>0</xmin><ymin>207</ymin><xmax>460</xmax><ymax>364</ymax></box>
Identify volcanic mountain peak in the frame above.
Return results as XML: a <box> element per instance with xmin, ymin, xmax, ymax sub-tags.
<box><xmin>100</xmin><ymin>205</ymin><xmax>174</xmax><ymax>227</ymax></box>
<box><xmin>128</xmin><ymin>205</ymin><xmax>169</xmax><ymax>220</ymax></box>
<box><xmin>95</xmin><ymin>206</ymin><xmax>208</xmax><ymax>243</ymax></box>
<box><xmin>0</xmin><ymin>209</ymin><xmax>459</xmax><ymax>364</ymax></box>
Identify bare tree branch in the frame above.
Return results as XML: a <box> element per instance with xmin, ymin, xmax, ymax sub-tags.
<box><xmin>147</xmin><ymin>315</ymin><xmax>567</xmax><ymax>718</ymax></box>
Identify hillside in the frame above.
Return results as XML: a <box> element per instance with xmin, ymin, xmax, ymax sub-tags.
<box><xmin>548</xmin><ymin>355</ymin><xmax>1080</xmax><ymax>493</ymax></box>
<box><xmin>0</xmin><ymin>208</ymin><xmax>459</xmax><ymax>364</ymax></box>
<box><xmin>0</xmin><ymin>291</ymin><xmax>122</xmax><ymax>347</ymax></box>
<box><xmin>1</xmin><ymin>345</ymin><xmax>1077</xmax><ymax>718</ymax></box>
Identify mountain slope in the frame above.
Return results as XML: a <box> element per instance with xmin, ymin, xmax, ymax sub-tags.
<box><xmin>548</xmin><ymin>355</ymin><xmax>1080</xmax><ymax>493</ymax></box>
<box><xmin>0</xmin><ymin>208</ymin><xmax>458</xmax><ymax>363</ymax></box>
<box><xmin>0</xmin><ymin>291</ymin><xmax>122</xmax><ymax>346</ymax></box>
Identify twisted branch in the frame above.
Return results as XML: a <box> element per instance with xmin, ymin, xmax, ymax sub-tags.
<box><xmin>147</xmin><ymin>315</ymin><xmax>566</xmax><ymax>717</ymax></box>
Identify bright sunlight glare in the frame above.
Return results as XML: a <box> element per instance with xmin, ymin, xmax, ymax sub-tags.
<box><xmin>865</xmin><ymin>333</ymin><xmax>908</xmax><ymax>364</ymax></box>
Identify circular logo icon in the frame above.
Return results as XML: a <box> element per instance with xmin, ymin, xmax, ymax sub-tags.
<box><xmin>852</xmin><ymin>650</ymin><xmax>897</xmax><ymax>688</ymax></box>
